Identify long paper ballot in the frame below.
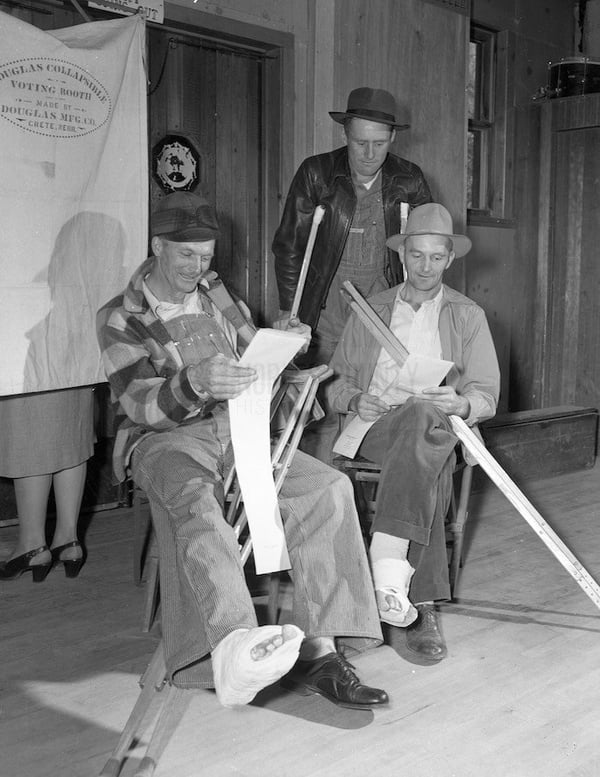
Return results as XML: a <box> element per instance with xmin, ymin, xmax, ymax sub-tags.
<box><xmin>228</xmin><ymin>328</ymin><xmax>306</xmax><ymax>574</ymax></box>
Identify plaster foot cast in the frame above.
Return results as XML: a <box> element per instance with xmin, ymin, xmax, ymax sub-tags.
<box><xmin>371</xmin><ymin>558</ymin><xmax>417</xmax><ymax>628</ymax></box>
<box><xmin>212</xmin><ymin>624</ymin><xmax>304</xmax><ymax>708</ymax></box>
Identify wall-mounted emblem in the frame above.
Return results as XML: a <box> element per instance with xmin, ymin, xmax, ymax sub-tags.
<box><xmin>152</xmin><ymin>133</ymin><xmax>200</xmax><ymax>193</ymax></box>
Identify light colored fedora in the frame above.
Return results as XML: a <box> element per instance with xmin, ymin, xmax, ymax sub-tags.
<box><xmin>386</xmin><ymin>203</ymin><xmax>472</xmax><ymax>258</ymax></box>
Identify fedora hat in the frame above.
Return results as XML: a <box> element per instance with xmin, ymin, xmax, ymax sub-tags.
<box><xmin>386</xmin><ymin>204</ymin><xmax>472</xmax><ymax>258</ymax></box>
<box><xmin>329</xmin><ymin>87</ymin><xmax>410</xmax><ymax>130</ymax></box>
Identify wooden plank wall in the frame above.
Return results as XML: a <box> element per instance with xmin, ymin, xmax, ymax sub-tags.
<box><xmin>510</xmin><ymin>101</ymin><xmax>543</xmax><ymax>410</ymax></box>
<box><xmin>333</xmin><ymin>0</ymin><xmax>469</xmax><ymax>293</ymax></box>
<box><xmin>536</xmin><ymin>94</ymin><xmax>600</xmax><ymax>411</ymax></box>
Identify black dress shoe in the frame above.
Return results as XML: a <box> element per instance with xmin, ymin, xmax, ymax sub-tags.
<box><xmin>0</xmin><ymin>545</ymin><xmax>52</xmax><ymax>582</ymax></box>
<box><xmin>51</xmin><ymin>541</ymin><xmax>86</xmax><ymax>578</ymax></box>
<box><xmin>405</xmin><ymin>604</ymin><xmax>447</xmax><ymax>663</ymax></box>
<box><xmin>282</xmin><ymin>651</ymin><xmax>389</xmax><ymax>710</ymax></box>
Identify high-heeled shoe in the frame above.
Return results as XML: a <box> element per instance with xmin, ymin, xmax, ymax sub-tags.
<box><xmin>0</xmin><ymin>545</ymin><xmax>53</xmax><ymax>582</ymax></box>
<box><xmin>51</xmin><ymin>541</ymin><xmax>86</xmax><ymax>578</ymax></box>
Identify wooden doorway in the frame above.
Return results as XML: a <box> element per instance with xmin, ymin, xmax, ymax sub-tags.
<box><xmin>147</xmin><ymin>26</ymin><xmax>282</xmax><ymax>325</ymax></box>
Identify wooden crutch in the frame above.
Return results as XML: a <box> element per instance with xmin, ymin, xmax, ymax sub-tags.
<box><xmin>341</xmin><ymin>280</ymin><xmax>600</xmax><ymax>612</ymax></box>
<box><xmin>289</xmin><ymin>204</ymin><xmax>326</xmax><ymax>321</ymax></box>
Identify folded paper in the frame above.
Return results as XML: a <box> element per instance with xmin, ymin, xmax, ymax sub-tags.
<box><xmin>333</xmin><ymin>353</ymin><xmax>454</xmax><ymax>458</ymax></box>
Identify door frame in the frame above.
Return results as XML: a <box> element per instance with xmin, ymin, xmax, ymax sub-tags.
<box><xmin>149</xmin><ymin>3</ymin><xmax>295</xmax><ymax>324</ymax></box>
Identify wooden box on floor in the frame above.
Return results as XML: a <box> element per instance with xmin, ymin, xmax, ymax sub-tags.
<box><xmin>477</xmin><ymin>405</ymin><xmax>598</xmax><ymax>488</ymax></box>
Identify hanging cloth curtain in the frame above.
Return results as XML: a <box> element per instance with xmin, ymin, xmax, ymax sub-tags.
<box><xmin>0</xmin><ymin>11</ymin><xmax>147</xmax><ymax>395</ymax></box>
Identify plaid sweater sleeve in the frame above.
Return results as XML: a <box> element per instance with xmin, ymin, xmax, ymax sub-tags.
<box><xmin>97</xmin><ymin>299</ymin><xmax>208</xmax><ymax>432</ymax></box>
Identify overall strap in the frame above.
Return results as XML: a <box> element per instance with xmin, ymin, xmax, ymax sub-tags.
<box><xmin>201</xmin><ymin>271</ymin><xmax>257</xmax><ymax>346</ymax></box>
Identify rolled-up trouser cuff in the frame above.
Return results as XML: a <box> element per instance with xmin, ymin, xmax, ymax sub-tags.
<box><xmin>370</xmin><ymin>516</ymin><xmax>431</xmax><ymax>546</ymax></box>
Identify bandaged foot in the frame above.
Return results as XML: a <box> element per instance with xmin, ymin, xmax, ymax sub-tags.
<box><xmin>371</xmin><ymin>558</ymin><xmax>417</xmax><ymax>628</ymax></box>
<box><xmin>212</xmin><ymin>624</ymin><xmax>304</xmax><ymax>708</ymax></box>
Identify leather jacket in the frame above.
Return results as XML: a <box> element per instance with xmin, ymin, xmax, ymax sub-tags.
<box><xmin>272</xmin><ymin>146</ymin><xmax>432</xmax><ymax>329</ymax></box>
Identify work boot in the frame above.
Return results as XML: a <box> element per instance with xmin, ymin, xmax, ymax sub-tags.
<box><xmin>405</xmin><ymin>603</ymin><xmax>447</xmax><ymax>663</ymax></box>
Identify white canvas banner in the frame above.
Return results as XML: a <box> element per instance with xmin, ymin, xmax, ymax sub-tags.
<box><xmin>0</xmin><ymin>11</ymin><xmax>147</xmax><ymax>395</ymax></box>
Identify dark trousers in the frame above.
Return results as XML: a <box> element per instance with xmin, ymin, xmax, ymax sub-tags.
<box><xmin>358</xmin><ymin>399</ymin><xmax>458</xmax><ymax>603</ymax></box>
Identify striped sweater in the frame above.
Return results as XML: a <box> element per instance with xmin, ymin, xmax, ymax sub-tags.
<box><xmin>96</xmin><ymin>257</ymin><xmax>253</xmax><ymax>482</ymax></box>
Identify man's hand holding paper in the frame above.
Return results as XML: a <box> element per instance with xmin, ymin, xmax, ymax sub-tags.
<box><xmin>419</xmin><ymin>384</ymin><xmax>470</xmax><ymax>419</ymax></box>
<box><xmin>334</xmin><ymin>352</ymin><xmax>455</xmax><ymax>459</ymax></box>
<box><xmin>382</xmin><ymin>352</ymin><xmax>454</xmax><ymax>399</ymax></box>
<box><xmin>189</xmin><ymin>354</ymin><xmax>257</xmax><ymax>400</ymax></box>
<box><xmin>349</xmin><ymin>392</ymin><xmax>391</xmax><ymax>423</ymax></box>
<box><xmin>273</xmin><ymin>313</ymin><xmax>312</xmax><ymax>355</ymax></box>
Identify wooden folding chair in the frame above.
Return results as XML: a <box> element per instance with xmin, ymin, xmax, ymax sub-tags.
<box><xmin>99</xmin><ymin>366</ymin><xmax>331</xmax><ymax>777</ymax></box>
<box><xmin>132</xmin><ymin>487</ymin><xmax>160</xmax><ymax>632</ymax></box>
<box><xmin>334</xmin><ymin>454</ymin><xmax>474</xmax><ymax>598</ymax></box>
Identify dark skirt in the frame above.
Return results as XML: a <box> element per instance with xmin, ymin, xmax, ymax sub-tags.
<box><xmin>0</xmin><ymin>387</ymin><xmax>95</xmax><ymax>478</ymax></box>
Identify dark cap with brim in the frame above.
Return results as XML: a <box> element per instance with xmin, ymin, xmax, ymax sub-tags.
<box><xmin>152</xmin><ymin>192</ymin><xmax>220</xmax><ymax>242</ymax></box>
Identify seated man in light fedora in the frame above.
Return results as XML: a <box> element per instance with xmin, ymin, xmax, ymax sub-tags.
<box><xmin>328</xmin><ymin>203</ymin><xmax>500</xmax><ymax>664</ymax></box>
<box><xmin>272</xmin><ymin>86</ymin><xmax>432</xmax><ymax>462</ymax></box>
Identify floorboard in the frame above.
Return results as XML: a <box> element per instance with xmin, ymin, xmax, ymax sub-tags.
<box><xmin>1</xmin><ymin>461</ymin><xmax>599</xmax><ymax>777</ymax></box>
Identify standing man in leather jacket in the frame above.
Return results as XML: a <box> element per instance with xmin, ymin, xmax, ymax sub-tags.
<box><xmin>272</xmin><ymin>86</ymin><xmax>432</xmax><ymax>460</ymax></box>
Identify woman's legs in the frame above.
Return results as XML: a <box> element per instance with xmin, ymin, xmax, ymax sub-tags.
<box><xmin>8</xmin><ymin>461</ymin><xmax>87</xmax><ymax>564</ymax></box>
<box><xmin>11</xmin><ymin>474</ymin><xmax>53</xmax><ymax>564</ymax></box>
<box><xmin>51</xmin><ymin>462</ymin><xmax>87</xmax><ymax>560</ymax></box>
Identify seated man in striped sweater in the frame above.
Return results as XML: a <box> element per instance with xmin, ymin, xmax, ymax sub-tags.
<box><xmin>97</xmin><ymin>191</ymin><xmax>388</xmax><ymax>709</ymax></box>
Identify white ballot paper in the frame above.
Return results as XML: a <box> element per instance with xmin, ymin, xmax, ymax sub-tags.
<box><xmin>228</xmin><ymin>328</ymin><xmax>306</xmax><ymax>574</ymax></box>
<box><xmin>333</xmin><ymin>353</ymin><xmax>454</xmax><ymax>459</ymax></box>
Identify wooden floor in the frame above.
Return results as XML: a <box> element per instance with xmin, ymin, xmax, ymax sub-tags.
<box><xmin>1</xmin><ymin>461</ymin><xmax>599</xmax><ymax>777</ymax></box>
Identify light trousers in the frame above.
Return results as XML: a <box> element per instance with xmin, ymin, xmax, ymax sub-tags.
<box><xmin>131</xmin><ymin>405</ymin><xmax>382</xmax><ymax>688</ymax></box>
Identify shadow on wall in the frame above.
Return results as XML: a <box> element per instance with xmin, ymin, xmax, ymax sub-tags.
<box><xmin>23</xmin><ymin>211</ymin><xmax>126</xmax><ymax>393</ymax></box>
